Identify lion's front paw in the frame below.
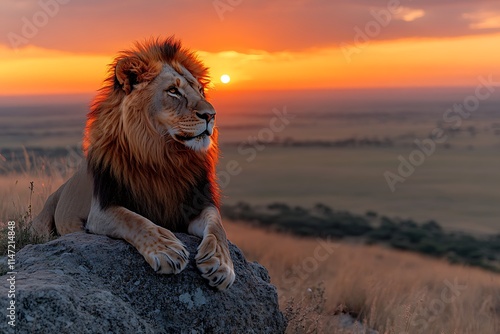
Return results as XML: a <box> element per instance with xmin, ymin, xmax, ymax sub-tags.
<box><xmin>137</xmin><ymin>226</ymin><xmax>189</xmax><ymax>275</ymax></box>
<box><xmin>195</xmin><ymin>234</ymin><xmax>235</xmax><ymax>290</ymax></box>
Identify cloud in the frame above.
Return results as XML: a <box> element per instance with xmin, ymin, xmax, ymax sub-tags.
<box><xmin>463</xmin><ymin>11</ymin><xmax>500</xmax><ymax>29</ymax></box>
<box><xmin>394</xmin><ymin>8</ymin><xmax>426</xmax><ymax>22</ymax></box>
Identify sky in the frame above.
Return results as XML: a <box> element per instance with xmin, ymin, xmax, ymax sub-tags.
<box><xmin>1</xmin><ymin>0</ymin><xmax>500</xmax><ymax>95</ymax></box>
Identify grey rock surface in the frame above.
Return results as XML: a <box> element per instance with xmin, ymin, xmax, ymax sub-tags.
<box><xmin>0</xmin><ymin>232</ymin><xmax>286</xmax><ymax>334</ymax></box>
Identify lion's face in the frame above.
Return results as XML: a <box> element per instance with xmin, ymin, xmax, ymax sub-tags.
<box><xmin>148</xmin><ymin>64</ymin><xmax>216</xmax><ymax>152</ymax></box>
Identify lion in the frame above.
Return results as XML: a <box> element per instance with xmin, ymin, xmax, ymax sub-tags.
<box><xmin>32</xmin><ymin>37</ymin><xmax>235</xmax><ymax>290</ymax></box>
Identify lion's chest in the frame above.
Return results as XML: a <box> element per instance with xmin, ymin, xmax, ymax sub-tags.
<box><xmin>99</xmin><ymin>168</ymin><xmax>212</xmax><ymax>232</ymax></box>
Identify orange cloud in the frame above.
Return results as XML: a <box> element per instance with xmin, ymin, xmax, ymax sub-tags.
<box><xmin>394</xmin><ymin>8</ymin><xmax>425</xmax><ymax>22</ymax></box>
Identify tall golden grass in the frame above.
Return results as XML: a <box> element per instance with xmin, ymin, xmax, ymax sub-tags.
<box><xmin>1</xmin><ymin>172</ymin><xmax>499</xmax><ymax>333</ymax></box>
<box><xmin>0</xmin><ymin>173</ymin><xmax>65</xmax><ymax>223</ymax></box>
<box><xmin>224</xmin><ymin>221</ymin><xmax>500</xmax><ymax>333</ymax></box>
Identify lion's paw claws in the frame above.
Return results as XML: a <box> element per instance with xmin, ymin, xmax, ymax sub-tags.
<box><xmin>195</xmin><ymin>234</ymin><xmax>235</xmax><ymax>290</ymax></box>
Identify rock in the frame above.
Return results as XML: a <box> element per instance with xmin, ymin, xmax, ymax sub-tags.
<box><xmin>0</xmin><ymin>232</ymin><xmax>286</xmax><ymax>334</ymax></box>
<box><xmin>331</xmin><ymin>314</ymin><xmax>379</xmax><ymax>334</ymax></box>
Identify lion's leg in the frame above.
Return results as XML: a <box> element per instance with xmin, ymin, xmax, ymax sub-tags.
<box><xmin>86</xmin><ymin>201</ymin><xmax>189</xmax><ymax>274</ymax></box>
<box><xmin>188</xmin><ymin>206</ymin><xmax>235</xmax><ymax>290</ymax></box>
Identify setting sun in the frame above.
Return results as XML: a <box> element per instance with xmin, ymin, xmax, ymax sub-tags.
<box><xmin>220</xmin><ymin>74</ymin><xmax>231</xmax><ymax>84</ymax></box>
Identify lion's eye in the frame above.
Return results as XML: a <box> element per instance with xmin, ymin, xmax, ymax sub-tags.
<box><xmin>166</xmin><ymin>87</ymin><xmax>181</xmax><ymax>97</ymax></box>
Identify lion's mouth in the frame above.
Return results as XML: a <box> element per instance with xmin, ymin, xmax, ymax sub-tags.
<box><xmin>175</xmin><ymin>130</ymin><xmax>210</xmax><ymax>141</ymax></box>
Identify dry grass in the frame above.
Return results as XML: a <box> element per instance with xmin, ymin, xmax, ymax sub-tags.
<box><xmin>1</xmin><ymin>173</ymin><xmax>499</xmax><ymax>333</ymax></box>
<box><xmin>224</xmin><ymin>221</ymin><xmax>500</xmax><ymax>334</ymax></box>
<box><xmin>0</xmin><ymin>173</ymin><xmax>65</xmax><ymax>223</ymax></box>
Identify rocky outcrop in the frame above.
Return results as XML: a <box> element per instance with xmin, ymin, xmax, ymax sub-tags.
<box><xmin>0</xmin><ymin>232</ymin><xmax>286</xmax><ymax>334</ymax></box>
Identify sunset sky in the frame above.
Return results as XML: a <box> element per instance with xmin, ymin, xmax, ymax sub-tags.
<box><xmin>1</xmin><ymin>0</ymin><xmax>500</xmax><ymax>95</ymax></box>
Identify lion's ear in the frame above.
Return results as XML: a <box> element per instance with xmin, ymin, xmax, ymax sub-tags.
<box><xmin>115</xmin><ymin>57</ymin><xmax>160</xmax><ymax>95</ymax></box>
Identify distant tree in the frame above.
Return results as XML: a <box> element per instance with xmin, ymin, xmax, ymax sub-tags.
<box><xmin>421</xmin><ymin>220</ymin><xmax>442</xmax><ymax>233</ymax></box>
<box><xmin>313</xmin><ymin>203</ymin><xmax>333</xmax><ymax>216</ymax></box>
<box><xmin>267</xmin><ymin>202</ymin><xmax>291</xmax><ymax>213</ymax></box>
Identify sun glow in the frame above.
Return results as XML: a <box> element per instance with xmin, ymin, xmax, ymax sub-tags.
<box><xmin>220</xmin><ymin>74</ymin><xmax>231</xmax><ymax>84</ymax></box>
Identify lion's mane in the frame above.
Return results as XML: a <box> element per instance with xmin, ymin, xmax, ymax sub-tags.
<box><xmin>83</xmin><ymin>37</ymin><xmax>219</xmax><ymax>232</ymax></box>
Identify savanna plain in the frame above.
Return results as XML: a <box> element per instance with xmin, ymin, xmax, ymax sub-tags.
<box><xmin>1</xmin><ymin>88</ymin><xmax>499</xmax><ymax>333</ymax></box>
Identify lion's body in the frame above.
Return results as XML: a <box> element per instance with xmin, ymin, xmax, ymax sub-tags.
<box><xmin>32</xmin><ymin>38</ymin><xmax>235</xmax><ymax>290</ymax></box>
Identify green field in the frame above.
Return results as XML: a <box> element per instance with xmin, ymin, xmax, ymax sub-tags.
<box><xmin>219</xmin><ymin>145</ymin><xmax>500</xmax><ymax>234</ymax></box>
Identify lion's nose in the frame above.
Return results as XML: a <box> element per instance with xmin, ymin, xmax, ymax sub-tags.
<box><xmin>196</xmin><ymin>111</ymin><xmax>216</xmax><ymax>123</ymax></box>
